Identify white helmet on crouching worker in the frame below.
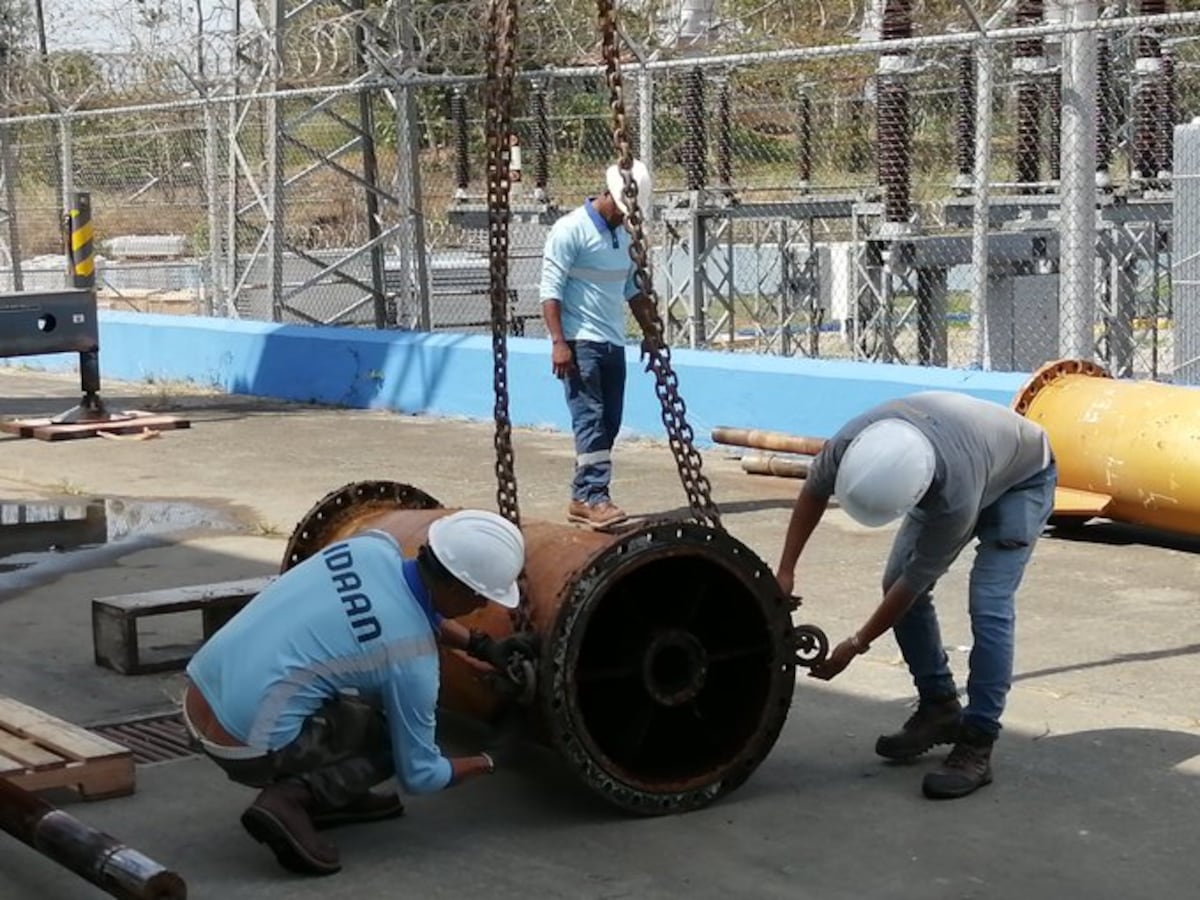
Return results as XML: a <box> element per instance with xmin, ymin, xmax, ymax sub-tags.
<box><xmin>834</xmin><ymin>418</ymin><xmax>936</xmax><ymax>527</ymax></box>
<box><xmin>606</xmin><ymin>158</ymin><xmax>652</xmax><ymax>220</ymax></box>
<box><xmin>427</xmin><ymin>510</ymin><xmax>525</xmax><ymax>608</ymax></box>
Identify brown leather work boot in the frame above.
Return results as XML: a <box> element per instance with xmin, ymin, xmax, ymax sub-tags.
<box><xmin>311</xmin><ymin>790</ymin><xmax>405</xmax><ymax>830</ymax></box>
<box><xmin>922</xmin><ymin>724</ymin><xmax>995</xmax><ymax>799</ymax></box>
<box><xmin>567</xmin><ymin>499</ymin><xmax>629</xmax><ymax>529</ymax></box>
<box><xmin>240</xmin><ymin>781</ymin><xmax>342</xmax><ymax>875</ymax></box>
<box><xmin>875</xmin><ymin>695</ymin><xmax>963</xmax><ymax>761</ymax></box>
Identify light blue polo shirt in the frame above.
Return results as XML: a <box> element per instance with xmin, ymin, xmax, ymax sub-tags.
<box><xmin>186</xmin><ymin>530</ymin><xmax>453</xmax><ymax>795</ymax></box>
<box><xmin>540</xmin><ymin>198</ymin><xmax>641</xmax><ymax>346</ymax></box>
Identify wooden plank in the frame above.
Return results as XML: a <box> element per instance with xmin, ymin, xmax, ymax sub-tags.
<box><xmin>0</xmin><ymin>698</ymin><xmax>127</xmax><ymax>760</ymax></box>
<box><xmin>1054</xmin><ymin>486</ymin><xmax>1113</xmax><ymax>517</ymax></box>
<box><xmin>93</xmin><ymin>605</ymin><xmax>138</xmax><ymax>674</ymax></box>
<box><xmin>93</xmin><ymin>577</ymin><xmax>274</xmax><ymax>614</ymax></box>
<box><xmin>30</xmin><ymin>413</ymin><xmax>191</xmax><ymax>443</ymax></box>
<box><xmin>0</xmin><ymin>732</ymin><xmax>65</xmax><ymax>768</ymax></box>
<box><xmin>0</xmin><ymin>752</ymin><xmax>26</xmax><ymax>774</ymax></box>
<box><xmin>0</xmin><ymin>418</ymin><xmax>43</xmax><ymax>437</ymax></box>
<box><xmin>2</xmin><ymin>411</ymin><xmax>190</xmax><ymax>440</ymax></box>
<box><xmin>6</xmin><ymin>755</ymin><xmax>136</xmax><ymax>800</ymax></box>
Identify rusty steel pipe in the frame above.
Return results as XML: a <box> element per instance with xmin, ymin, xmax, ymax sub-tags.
<box><xmin>711</xmin><ymin>426</ymin><xmax>827</xmax><ymax>457</ymax></box>
<box><xmin>282</xmin><ymin>481</ymin><xmax>797</xmax><ymax>815</ymax></box>
<box><xmin>1013</xmin><ymin>358</ymin><xmax>1200</xmax><ymax>535</ymax></box>
<box><xmin>0</xmin><ymin>778</ymin><xmax>186</xmax><ymax>900</ymax></box>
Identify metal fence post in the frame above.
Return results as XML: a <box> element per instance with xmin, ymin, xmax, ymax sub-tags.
<box><xmin>970</xmin><ymin>36</ymin><xmax>994</xmax><ymax>370</ymax></box>
<box><xmin>1060</xmin><ymin>1</ymin><xmax>1098</xmax><ymax>361</ymax></box>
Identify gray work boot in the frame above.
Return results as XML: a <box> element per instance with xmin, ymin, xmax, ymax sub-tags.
<box><xmin>875</xmin><ymin>695</ymin><xmax>963</xmax><ymax>761</ymax></box>
<box><xmin>240</xmin><ymin>781</ymin><xmax>342</xmax><ymax>875</ymax></box>
<box><xmin>922</xmin><ymin>724</ymin><xmax>995</xmax><ymax>800</ymax></box>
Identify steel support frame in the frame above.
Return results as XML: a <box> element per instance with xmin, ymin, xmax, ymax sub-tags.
<box><xmin>227</xmin><ymin>0</ymin><xmax>404</xmax><ymax>327</ymax></box>
<box><xmin>852</xmin><ymin>236</ymin><xmax>925</xmax><ymax>365</ymax></box>
<box><xmin>1100</xmin><ymin>218</ymin><xmax>1168</xmax><ymax>379</ymax></box>
<box><xmin>0</xmin><ymin>120</ymin><xmax>22</xmax><ymax>291</ymax></box>
<box><xmin>661</xmin><ymin>196</ymin><xmax>735</xmax><ymax>349</ymax></box>
<box><xmin>661</xmin><ymin>197</ymin><xmax>865</xmax><ymax>355</ymax></box>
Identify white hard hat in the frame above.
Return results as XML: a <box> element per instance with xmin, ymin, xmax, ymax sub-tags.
<box><xmin>606</xmin><ymin>159</ymin><xmax>652</xmax><ymax>219</ymax></box>
<box><xmin>427</xmin><ymin>510</ymin><xmax>525</xmax><ymax>608</ymax></box>
<box><xmin>834</xmin><ymin>418</ymin><xmax>936</xmax><ymax>527</ymax></box>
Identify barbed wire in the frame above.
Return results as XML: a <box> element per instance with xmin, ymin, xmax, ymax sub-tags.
<box><xmin>0</xmin><ymin>0</ymin><xmax>1050</xmax><ymax>112</ymax></box>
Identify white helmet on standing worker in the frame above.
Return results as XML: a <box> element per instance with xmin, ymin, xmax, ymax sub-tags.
<box><xmin>606</xmin><ymin>158</ymin><xmax>652</xmax><ymax>220</ymax></box>
<box><xmin>834</xmin><ymin>418</ymin><xmax>936</xmax><ymax>527</ymax></box>
<box><xmin>427</xmin><ymin>510</ymin><xmax>525</xmax><ymax>608</ymax></box>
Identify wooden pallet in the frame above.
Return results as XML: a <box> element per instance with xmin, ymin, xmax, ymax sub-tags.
<box><xmin>0</xmin><ymin>697</ymin><xmax>136</xmax><ymax>800</ymax></box>
<box><xmin>0</xmin><ymin>410</ymin><xmax>190</xmax><ymax>442</ymax></box>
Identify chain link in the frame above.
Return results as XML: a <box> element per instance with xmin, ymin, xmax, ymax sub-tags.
<box><xmin>485</xmin><ymin>0</ymin><xmax>537</xmax><ymax>635</ymax></box>
<box><xmin>596</xmin><ymin>0</ymin><xmax>723</xmax><ymax>531</ymax></box>
<box><xmin>485</xmin><ymin>0</ymin><xmax>521</xmax><ymax>531</ymax></box>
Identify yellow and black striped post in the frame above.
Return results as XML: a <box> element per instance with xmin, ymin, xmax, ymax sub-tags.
<box><xmin>60</xmin><ymin>190</ymin><xmax>106</xmax><ymax>419</ymax></box>
<box><xmin>66</xmin><ymin>192</ymin><xmax>95</xmax><ymax>290</ymax></box>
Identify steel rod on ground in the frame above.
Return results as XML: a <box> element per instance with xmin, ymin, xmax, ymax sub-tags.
<box><xmin>740</xmin><ymin>452</ymin><xmax>812</xmax><ymax>478</ymax></box>
<box><xmin>711</xmin><ymin>426</ymin><xmax>828</xmax><ymax>456</ymax></box>
<box><xmin>0</xmin><ymin>778</ymin><xmax>187</xmax><ymax>900</ymax></box>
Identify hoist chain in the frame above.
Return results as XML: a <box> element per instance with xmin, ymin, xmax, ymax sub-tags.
<box><xmin>596</xmin><ymin>0</ymin><xmax>723</xmax><ymax>531</ymax></box>
<box><xmin>484</xmin><ymin>0</ymin><xmax>521</xmax><ymax>531</ymax></box>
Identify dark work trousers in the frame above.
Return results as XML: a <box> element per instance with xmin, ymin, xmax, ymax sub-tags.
<box><xmin>202</xmin><ymin>696</ymin><xmax>394</xmax><ymax>810</ymax></box>
<box><xmin>563</xmin><ymin>339</ymin><xmax>627</xmax><ymax>504</ymax></box>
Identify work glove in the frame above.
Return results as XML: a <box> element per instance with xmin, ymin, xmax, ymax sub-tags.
<box><xmin>466</xmin><ymin>630</ymin><xmax>539</xmax><ymax>673</ymax></box>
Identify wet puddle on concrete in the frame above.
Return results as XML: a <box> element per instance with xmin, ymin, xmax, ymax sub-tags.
<box><xmin>0</xmin><ymin>497</ymin><xmax>240</xmax><ymax>591</ymax></box>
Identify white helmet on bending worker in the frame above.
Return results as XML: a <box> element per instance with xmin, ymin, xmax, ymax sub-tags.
<box><xmin>427</xmin><ymin>510</ymin><xmax>525</xmax><ymax>608</ymax></box>
<box><xmin>834</xmin><ymin>418</ymin><xmax>936</xmax><ymax>527</ymax></box>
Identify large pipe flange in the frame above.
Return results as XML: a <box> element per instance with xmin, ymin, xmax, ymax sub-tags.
<box><xmin>282</xmin><ymin>480</ymin><xmax>442</xmax><ymax>571</ymax></box>
<box><xmin>541</xmin><ymin>521</ymin><xmax>795</xmax><ymax>816</ymax></box>
<box><xmin>1011</xmin><ymin>357</ymin><xmax>1111</xmax><ymax>417</ymax></box>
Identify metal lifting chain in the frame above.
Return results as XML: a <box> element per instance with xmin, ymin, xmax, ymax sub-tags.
<box><xmin>596</xmin><ymin>0</ymin><xmax>723</xmax><ymax>530</ymax></box>
<box><xmin>485</xmin><ymin>0</ymin><xmax>521</xmax><ymax>530</ymax></box>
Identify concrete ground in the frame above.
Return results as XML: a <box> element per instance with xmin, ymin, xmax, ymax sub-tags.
<box><xmin>1</xmin><ymin>366</ymin><xmax>1197</xmax><ymax>900</ymax></box>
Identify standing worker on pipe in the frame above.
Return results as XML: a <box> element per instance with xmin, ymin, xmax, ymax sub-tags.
<box><xmin>775</xmin><ymin>392</ymin><xmax>1057</xmax><ymax>799</ymax></box>
<box><xmin>181</xmin><ymin>510</ymin><xmax>537</xmax><ymax>875</ymax></box>
<box><xmin>540</xmin><ymin>159</ymin><xmax>662</xmax><ymax>529</ymax></box>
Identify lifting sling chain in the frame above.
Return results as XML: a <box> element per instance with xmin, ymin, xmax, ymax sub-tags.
<box><xmin>483</xmin><ymin>0</ymin><xmax>723</xmax><ymax>533</ymax></box>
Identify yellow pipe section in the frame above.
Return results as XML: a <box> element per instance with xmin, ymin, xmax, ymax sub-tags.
<box><xmin>1012</xmin><ymin>358</ymin><xmax>1200</xmax><ymax>535</ymax></box>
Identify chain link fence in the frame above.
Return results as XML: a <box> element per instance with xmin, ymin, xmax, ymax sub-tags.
<box><xmin>2</xmin><ymin>2</ymin><xmax>1200</xmax><ymax>380</ymax></box>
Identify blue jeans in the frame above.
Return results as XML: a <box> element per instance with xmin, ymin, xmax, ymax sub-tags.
<box><xmin>883</xmin><ymin>460</ymin><xmax>1057</xmax><ymax>739</ymax></box>
<box><xmin>563</xmin><ymin>340</ymin><xmax>627</xmax><ymax>504</ymax></box>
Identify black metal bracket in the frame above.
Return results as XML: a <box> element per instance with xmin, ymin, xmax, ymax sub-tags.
<box><xmin>792</xmin><ymin>624</ymin><xmax>830</xmax><ymax>669</ymax></box>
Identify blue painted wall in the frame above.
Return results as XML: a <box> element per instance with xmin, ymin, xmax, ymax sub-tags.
<box><xmin>13</xmin><ymin>311</ymin><xmax>1031</xmax><ymax>444</ymax></box>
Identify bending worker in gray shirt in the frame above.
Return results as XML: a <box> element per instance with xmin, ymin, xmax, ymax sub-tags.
<box><xmin>775</xmin><ymin>391</ymin><xmax>1057</xmax><ymax>799</ymax></box>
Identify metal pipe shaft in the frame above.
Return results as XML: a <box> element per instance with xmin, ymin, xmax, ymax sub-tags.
<box><xmin>711</xmin><ymin>426</ymin><xmax>827</xmax><ymax>456</ymax></box>
<box><xmin>282</xmin><ymin>481</ymin><xmax>797</xmax><ymax>816</ymax></box>
<box><xmin>0</xmin><ymin>778</ymin><xmax>186</xmax><ymax>900</ymax></box>
<box><xmin>740</xmin><ymin>452</ymin><xmax>811</xmax><ymax>479</ymax></box>
<box><xmin>1014</xmin><ymin>358</ymin><xmax>1200</xmax><ymax>535</ymax></box>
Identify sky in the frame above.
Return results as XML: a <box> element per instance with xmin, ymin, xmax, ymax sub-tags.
<box><xmin>36</xmin><ymin>0</ymin><xmax>262</xmax><ymax>55</ymax></box>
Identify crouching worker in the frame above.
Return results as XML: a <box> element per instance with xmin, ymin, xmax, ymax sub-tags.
<box><xmin>182</xmin><ymin>510</ymin><xmax>536</xmax><ymax>876</ymax></box>
<box><xmin>775</xmin><ymin>392</ymin><xmax>1056</xmax><ymax>800</ymax></box>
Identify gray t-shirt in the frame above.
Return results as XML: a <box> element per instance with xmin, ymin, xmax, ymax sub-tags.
<box><xmin>805</xmin><ymin>391</ymin><xmax>1050</xmax><ymax>593</ymax></box>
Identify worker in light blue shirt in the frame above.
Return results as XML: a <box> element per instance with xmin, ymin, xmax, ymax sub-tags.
<box><xmin>540</xmin><ymin>158</ymin><xmax>661</xmax><ymax>529</ymax></box>
<box><xmin>182</xmin><ymin>510</ymin><xmax>535</xmax><ymax>876</ymax></box>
